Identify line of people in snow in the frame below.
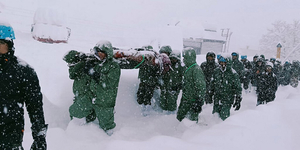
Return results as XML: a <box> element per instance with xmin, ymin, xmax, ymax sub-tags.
<box><xmin>63</xmin><ymin>43</ymin><xmax>207</xmax><ymax>134</ymax></box>
<box><xmin>2</xmin><ymin>22</ymin><xmax>300</xmax><ymax>149</ymax></box>
<box><xmin>63</xmin><ymin>41</ymin><xmax>296</xmax><ymax>135</ymax></box>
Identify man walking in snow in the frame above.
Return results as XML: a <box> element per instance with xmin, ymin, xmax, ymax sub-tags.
<box><xmin>130</xmin><ymin>46</ymin><xmax>160</xmax><ymax>113</ymax></box>
<box><xmin>209</xmin><ymin>56</ymin><xmax>242</xmax><ymax>120</ymax></box>
<box><xmin>200</xmin><ymin>52</ymin><xmax>219</xmax><ymax>104</ymax></box>
<box><xmin>251</xmin><ymin>57</ymin><xmax>266</xmax><ymax>93</ymax></box>
<box><xmin>0</xmin><ymin>23</ymin><xmax>48</xmax><ymax>149</ymax></box>
<box><xmin>176</xmin><ymin>47</ymin><xmax>206</xmax><ymax>122</ymax></box>
<box><xmin>66</xmin><ymin>40</ymin><xmax>121</xmax><ymax>135</ymax></box>
<box><xmin>256</xmin><ymin>62</ymin><xmax>278</xmax><ymax>105</ymax></box>
<box><xmin>231</xmin><ymin>52</ymin><xmax>244</xmax><ymax>83</ymax></box>
<box><xmin>159</xmin><ymin>48</ymin><xmax>183</xmax><ymax>113</ymax></box>
<box><xmin>240</xmin><ymin>55</ymin><xmax>252</xmax><ymax>90</ymax></box>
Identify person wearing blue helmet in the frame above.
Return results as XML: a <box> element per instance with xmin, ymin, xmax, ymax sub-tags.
<box><xmin>231</xmin><ymin>52</ymin><xmax>244</xmax><ymax>83</ymax></box>
<box><xmin>0</xmin><ymin>23</ymin><xmax>47</xmax><ymax>149</ymax></box>
<box><xmin>208</xmin><ymin>56</ymin><xmax>242</xmax><ymax>120</ymax></box>
<box><xmin>240</xmin><ymin>55</ymin><xmax>252</xmax><ymax>90</ymax></box>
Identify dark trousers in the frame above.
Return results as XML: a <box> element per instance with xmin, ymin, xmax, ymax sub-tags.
<box><xmin>137</xmin><ymin>82</ymin><xmax>156</xmax><ymax>105</ymax></box>
<box><xmin>257</xmin><ymin>92</ymin><xmax>275</xmax><ymax>105</ymax></box>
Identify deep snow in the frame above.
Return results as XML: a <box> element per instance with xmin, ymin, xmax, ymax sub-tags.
<box><xmin>1</xmin><ymin>1</ymin><xmax>300</xmax><ymax>150</ymax></box>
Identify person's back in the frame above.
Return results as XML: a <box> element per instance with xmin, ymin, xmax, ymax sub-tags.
<box><xmin>240</xmin><ymin>55</ymin><xmax>252</xmax><ymax>90</ymax></box>
<box><xmin>159</xmin><ymin>50</ymin><xmax>183</xmax><ymax>112</ymax></box>
<box><xmin>0</xmin><ymin>23</ymin><xmax>47</xmax><ymax>149</ymax></box>
<box><xmin>168</xmin><ymin>52</ymin><xmax>183</xmax><ymax>90</ymax></box>
<box><xmin>280</xmin><ymin>61</ymin><xmax>292</xmax><ymax>86</ymax></box>
<box><xmin>135</xmin><ymin>49</ymin><xmax>160</xmax><ymax>106</ymax></box>
<box><xmin>176</xmin><ymin>47</ymin><xmax>206</xmax><ymax>122</ymax></box>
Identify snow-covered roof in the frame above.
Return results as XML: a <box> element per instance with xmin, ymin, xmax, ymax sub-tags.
<box><xmin>33</xmin><ymin>7</ymin><xmax>66</xmax><ymax>26</ymax></box>
<box><xmin>182</xmin><ymin>22</ymin><xmax>225</xmax><ymax>41</ymax></box>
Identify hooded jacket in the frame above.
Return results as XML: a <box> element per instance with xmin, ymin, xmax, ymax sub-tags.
<box><xmin>89</xmin><ymin>41</ymin><xmax>121</xmax><ymax>107</ymax></box>
<box><xmin>210</xmin><ymin>58</ymin><xmax>242</xmax><ymax>104</ymax></box>
<box><xmin>64</xmin><ymin>50</ymin><xmax>94</xmax><ymax>103</ymax></box>
<box><xmin>200</xmin><ymin>58</ymin><xmax>219</xmax><ymax>85</ymax></box>
<box><xmin>182</xmin><ymin>48</ymin><xmax>206</xmax><ymax>103</ymax></box>
<box><xmin>231</xmin><ymin>53</ymin><xmax>244</xmax><ymax>77</ymax></box>
<box><xmin>167</xmin><ymin>53</ymin><xmax>183</xmax><ymax>89</ymax></box>
<box><xmin>0</xmin><ymin>50</ymin><xmax>46</xmax><ymax>144</ymax></box>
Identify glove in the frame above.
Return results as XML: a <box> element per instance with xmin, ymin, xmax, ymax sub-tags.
<box><xmin>171</xmin><ymin>85</ymin><xmax>180</xmax><ymax>91</ymax></box>
<box><xmin>191</xmin><ymin>100</ymin><xmax>202</xmax><ymax>113</ymax></box>
<box><xmin>84</xmin><ymin>60</ymin><xmax>96</xmax><ymax>75</ymax></box>
<box><xmin>31</xmin><ymin>124</ymin><xmax>48</xmax><ymax>150</ymax></box>
<box><xmin>232</xmin><ymin>102</ymin><xmax>241</xmax><ymax>111</ymax></box>
<box><xmin>233</xmin><ymin>95</ymin><xmax>242</xmax><ymax>111</ymax></box>
<box><xmin>205</xmin><ymin>94</ymin><xmax>213</xmax><ymax>104</ymax></box>
<box><xmin>78</xmin><ymin>53</ymin><xmax>87</xmax><ymax>61</ymax></box>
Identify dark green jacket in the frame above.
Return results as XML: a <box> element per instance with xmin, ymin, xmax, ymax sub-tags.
<box><xmin>69</xmin><ymin>61</ymin><xmax>93</xmax><ymax>98</ymax></box>
<box><xmin>89</xmin><ymin>43</ymin><xmax>121</xmax><ymax>108</ymax></box>
<box><xmin>161</xmin><ymin>56</ymin><xmax>183</xmax><ymax>90</ymax></box>
<box><xmin>89</xmin><ymin>60</ymin><xmax>120</xmax><ymax>107</ymax></box>
<box><xmin>182</xmin><ymin>49</ymin><xmax>206</xmax><ymax>103</ymax></box>
<box><xmin>210</xmin><ymin>64</ymin><xmax>242</xmax><ymax>104</ymax></box>
<box><xmin>138</xmin><ymin>63</ymin><xmax>160</xmax><ymax>86</ymax></box>
<box><xmin>232</xmin><ymin>58</ymin><xmax>244</xmax><ymax>76</ymax></box>
<box><xmin>123</xmin><ymin>54</ymin><xmax>160</xmax><ymax>87</ymax></box>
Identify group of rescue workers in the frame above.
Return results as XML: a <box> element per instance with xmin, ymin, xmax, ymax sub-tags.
<box><xmin>2</xmin><ymin>23</ymin><xmax>300</xmax><ymax>149</ymax></box>
<box><xmin>64</xmin><ymin>40</ymin><xmax>300</xmax><ymax>135</ymax></box>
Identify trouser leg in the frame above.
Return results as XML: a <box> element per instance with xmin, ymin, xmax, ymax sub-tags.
<box><xmin>94</xmin><ymin>106</ymin><xmax>116</xmax><ymax>131</ymax></box>
<box><xmin>69</xmin><ymin>96</ymin><xmax>94</xmax><ymax>118</ymax></box>
<box><xmin>176</xmin><ymin>98</ymin><xmax>191</xmax><ymax>122</ymax></box>
<box><xmin>218</xmin><ymin>104</ymin><xmax>231</xmax><ymax>120</ymax></box>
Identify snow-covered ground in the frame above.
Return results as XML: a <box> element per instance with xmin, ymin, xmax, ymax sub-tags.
<box><xmin>1</xmin><ymin>1</ymin><xmax>300</xmax><ymax>150</ymax></box>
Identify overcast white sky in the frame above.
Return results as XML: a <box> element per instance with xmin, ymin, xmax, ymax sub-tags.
<box><xmin>2</xmin><ymin>0</ymin><xmax>300</xmax><ymax>51</ymax></box>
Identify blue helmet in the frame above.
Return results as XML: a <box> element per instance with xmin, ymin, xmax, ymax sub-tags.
<box><xmin>0</xmin><ymin>24</ymin><xmax>15</xmax><ymax>40</ymax></box>
<box><xmin>241</xmin><ymin>55</ymin><xmax>247</xmax><ymax>60</ymax></box>
<box><xmin>219</xmin><ymin>57</ymin><xmax>227</xmax><ymax>62</ymax></box>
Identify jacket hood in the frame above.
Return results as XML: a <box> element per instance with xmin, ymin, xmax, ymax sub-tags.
<box><xmin>159</xmin><ymin>45</ymin><xmax>172</xmax><ymax>55</ymax></box>
<box><xmin>219</xmin><ymin>56</ymin><xmax>233</xmax><ymax>71</ymax></box>
<box><xmin>183</xmin><ymin>47</ymin><xmax>196</xmax><ymax>67</ymax></box>
<box><xmin>169</xmin><ymin>51</ymin><xmax>181</xmax><ymax>61</ymax></box>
